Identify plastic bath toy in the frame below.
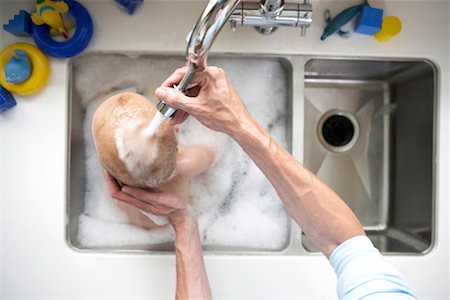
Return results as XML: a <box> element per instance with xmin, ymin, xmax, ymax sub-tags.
<box><xmin>115</xmin><ymin>0</ymin><xmax>144</xmax><ymax>15</ymax></box>
<box><xmin>0</xmin><ymin>85</ymin><xmax>17</xmax><ymax>114</ymax></box>
<box><xmin>0</xmin><ymin>43</ymin><xmax>50</xmax><ymax>95</ymax></box>
<box><xmin>5</xmin><ymin>50</ymin><xmax>32</xmax><ymax>84</ymax></box>
<box><xmin>354</xmin><ymin>5</ymin><xmax>383</xmax><ymax>35</ymax></box>
<box><xmin>375</xmin><ymin>16</ymin><xmax>402</xmax><ymax>42</ymax></box>
<box><xmin>32</xmin><ymin>0</ymin><xmax>93</xmax><ymax>58</ymax></box>
<box><xmin>32</xmin><ymin>0</ymin><xmax>70</xmax><ymax>39</ymax></box>
<box><xmin>321</xmin><ymin>2</ymin><xmax>366</xmax><ymax>40</ymax></box>
<box><xmin>3</xmin><ymin>10</ymin><xmax>32</xmax><ymax>37</ymax></box>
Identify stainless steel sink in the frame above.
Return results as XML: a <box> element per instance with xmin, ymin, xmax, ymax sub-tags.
<box><xmin>67</xmin><ymin>53</ymin><xmax>436</xmax><ymax>255</ymax></box>
<box><xmin>303</xmin><ymin>58</ymin><xmax>437</xmax><ymax>254</ymax></box>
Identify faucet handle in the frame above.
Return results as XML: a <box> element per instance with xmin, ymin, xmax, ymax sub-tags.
<box><xmin>299</xmin><ymin>0</ymin><xmax>312</xmax><ymax>37</ymax></box>
<box><xmin>300</xmin><ymin>25</ymin><xmax>307</xmax><ymax>37</ymax></box>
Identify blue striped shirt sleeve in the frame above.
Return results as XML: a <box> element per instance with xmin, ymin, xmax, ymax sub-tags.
<box><xmin>329</xmin><ymin>235</ymin><xmax>417</xmax><ymax>300</ymax></box>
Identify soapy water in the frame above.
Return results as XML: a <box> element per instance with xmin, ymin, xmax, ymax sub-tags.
<box><xmin>73</xmin><ymin>54</ymin><xmax>290</xmax><ymax>250</ymax></box>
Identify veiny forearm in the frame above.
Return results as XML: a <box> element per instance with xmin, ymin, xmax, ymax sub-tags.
<box><xmin>173</xmin><ymin>215</ymin><xmax>212</xmax><ymax>300</ymax></box>
<box><xmin>230</xmin><ymin>116</ymin><xmax>365</xmax><ymax>257</ymax></box>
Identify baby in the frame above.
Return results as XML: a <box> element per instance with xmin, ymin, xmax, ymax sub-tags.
<box><xmin>91</xmin><ymin>92</ymin><xmax>214</xmax><ymax>229</ymax></box>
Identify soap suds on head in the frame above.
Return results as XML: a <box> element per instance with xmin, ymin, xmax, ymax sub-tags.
<box><xmin>114</xmin><ymin>118</ymin><xmax>161</xmax><ymax>186</ymax></box>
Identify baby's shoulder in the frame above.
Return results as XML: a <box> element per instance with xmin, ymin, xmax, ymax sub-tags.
<box><xmin>176</xmin><ymin>145</ymin><xmax>215</xmax><ymax>177</ymax></box>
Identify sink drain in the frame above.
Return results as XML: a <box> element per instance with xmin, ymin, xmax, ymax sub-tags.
<box><xmin>318</xmin><ymin>110</ymin><xmax>360</xmax><ymax>153</ymax></box>
<box><xmin>322</xmin><ymin>115</ymin><xmax>354</xmax><ymax>147</ymax></box>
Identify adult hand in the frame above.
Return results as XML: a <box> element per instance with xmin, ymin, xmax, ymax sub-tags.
<box><xmin>105</xmin><ymin>171</ymin><xmax>212</xmax><ymax>299</ymax></box>
<box><xmin>155</xmin><ymin>66</ymin><xmax>253</xmax><ymax>136</ymax></box>
<box><xmin>104</xmin><ymin>170</ymin><xmax>188</xmax><ymax>225</ymax></box>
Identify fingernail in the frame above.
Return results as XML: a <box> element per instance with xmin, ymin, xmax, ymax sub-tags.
<box><xmin>122</xmin><ymin>186</ymin><xmax>130</xmax><ymax>193</ymax></box>
<box><xmin>155</xmin><ymin>88</ymin><xmax>167</xmax><ymax>100</ymax></box>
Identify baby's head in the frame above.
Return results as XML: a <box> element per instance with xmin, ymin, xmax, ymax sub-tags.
<box><xmin>91</xmin><ymin>92</ymin><xmax>177</xmax><ymax>188</ymax></box>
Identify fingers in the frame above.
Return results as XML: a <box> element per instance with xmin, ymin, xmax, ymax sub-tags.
<box><xmin>155</xmin><ymin>87</ymin><xmax>193</xmax><ymax>111</ymax></box>
<box><xmin>104</xmin><ymin>171</ymin><xmax>185</xmax><ymax>218</ymax></box>
<box><xmin>161</xmin><ymin>65</ymin><xmax>223</xmax><ymax>88</ymax></box>
<box><xmin>122</xmin><ymin>186</ymin><xmax>185</xmax><ymax>210</ymax></box>
<box><xmin>161</xmin><ymin>67</ymin><xmax>188</xmax><ymax>88</ymax></box>
<box><xmin>169</xmin><ymin>110</ymin><xmax>189</xmax><ymax>126</ymax></box>
<box><xmin>122</xmin><ymin>185</ymin><xmax>155</xmax><ymax>202</ymax></box>
<box><xmin>121</xmin><ymin>186</ymin><xmax>174</xmax><ymax>209</ymax></box>
<box><xmin>186</xmin><ymin>85</ymin><xmax>200</xmax><ymax>97</ymax></box>
<box><xmin>104</xmin><ymin>170</ymin><xmax>121</xmax><ymax>195</ymax></box>
<box><xmin>161</xmin><ymin>67</ymin><xmax>208</xmax><ymax>88</ymax></box>
<box><xmin>115</xmin><ymin>193</ymin><xmax>155</xmax><ymax>212</ymax></box>
<box><xmin>108</xmin><ymin>183</ymin><xmax>163</xmax><ymax>214</ymax></box>
<box><xmin>103</xmin><ymin>170</ymin><xmax>151</xmax><ymax>209</ymax></box>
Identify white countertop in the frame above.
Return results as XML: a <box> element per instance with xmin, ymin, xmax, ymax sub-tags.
<box><xmin>1</xmin><ymin>0</ymin><xmax>449</xmax><ymax>299</ymax></box>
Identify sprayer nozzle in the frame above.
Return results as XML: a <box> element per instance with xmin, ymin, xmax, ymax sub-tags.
<box><xmin>157</xmin><ymin>101</ymin><xmax>177</xmax><ymax>118</ymax></box>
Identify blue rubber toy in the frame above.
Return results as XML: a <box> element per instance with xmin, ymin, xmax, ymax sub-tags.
<box><xmin>0</xmin><ymin>85</ymin><xmax>17</xmax><ymax>114</ymax></box>
<box><xmin>355</xmin><ymin>5</ymin><xmax>383</xmax><ymax>35</ymax></box>
<box><xmin>3</xmin><ymin>10</ymin><xmax>32</xmax><ymax>37</ymax></box>
<box><xmin>32</xmin><ymin>0</ymin><xmax>93</xmax><ymax>58</ymax></box>
<box><xmin>115</xmin><ymin>0</ymin><xmax>144</xmax><ymax>15</ymax></box>
<box><xmin>4</xmin><ymin>50</ymin><xmax>32</xmax><ymax>84</ymax></box>
<box><xmin>321</xmin><ymin>3</ymin><xmax>365</xmax><ymax>40</ymax></box>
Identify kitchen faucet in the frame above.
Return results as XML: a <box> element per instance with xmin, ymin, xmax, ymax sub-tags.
<box><xmin>157</xmin><ymin>0</ymin><xmax>313</xmax><ymax>118</ymax></box>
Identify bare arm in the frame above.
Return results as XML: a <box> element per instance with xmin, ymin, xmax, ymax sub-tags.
<box><xmin>104</xmin><ymin>171</ymin><xmax>212</xmax><ymax>299</ymax></box>
<box><xmin>156</xmin><ymin>67</ymin><xmax>364</xmax><ymax>257</ymax></box>
<box><xmin>229</xmin><ymin>116</ymin><xmax>364</xmax><ymax>257</ymax></box>
<box><xmin>171</xmin><ymin>211</ymin><xmax>212</xmax><ymax>300</ymax></box>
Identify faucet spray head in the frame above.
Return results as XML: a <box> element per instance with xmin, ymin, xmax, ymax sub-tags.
<box><xmin>156</xmin><ymin>101</ymin><xmax>177</xmax><ymax>118</ymax></box>
<box><xmin>156</xmin><ymin>0</ymin><xmax>242</xmax><ymax>118</ymax></box>
<box><xmin>156</xmin><ymin>64</ymin><xmax>198</xmax><ymax>118</ymax></box>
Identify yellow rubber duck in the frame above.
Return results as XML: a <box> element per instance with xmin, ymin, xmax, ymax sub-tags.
<box><xmin>32</xmin><ymin>0</ymin><xmax>70</xmax><ymax>39</ymax></box>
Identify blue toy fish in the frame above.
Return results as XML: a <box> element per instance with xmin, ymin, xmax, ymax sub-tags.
<box><xmin>5</xmin><ymin>50</ymin><xmax>32</xmax><ymax>84</ymax></box>
<box><xmin>321</xmin><ymin>3</ymin><xmax>366</xmax><ymax>40</ymax></box>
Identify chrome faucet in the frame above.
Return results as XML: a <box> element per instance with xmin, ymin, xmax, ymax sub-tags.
<box><xmin>157</xmin><ymin>0</ymin><xmax>313</xmax><ymax>118</ymax></box>
<box><xmin>230</xmin><ymin>0</ymin><xmax>313</xmax><ymax>35</ymax></box>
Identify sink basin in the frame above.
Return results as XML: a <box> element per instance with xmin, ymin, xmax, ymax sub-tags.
<box><xmin>303</xmin><ymin>58</ymin><xmax>437</xmax><ymax>253</ymax></box>
<box><xmin>67</xmin><ymin>52</ymin><xmax>300</xmax><ymax>253</ymax></box>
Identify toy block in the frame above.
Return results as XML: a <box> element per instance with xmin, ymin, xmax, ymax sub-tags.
<box><xmin>355</xmin><ymin>5</ymin><xmax>383</xmax><ymax>35</ymax></box>
<box><xmin>3</xmin><ymin>10</ymin><xmax>32</xmax><ymax>37</ymax></box>
<box><xmin>114</xmin><ymin>0</ymin><xmax>144</xmax><ymax>15</ymax></box>
<box><xmin>0</xmin><ymin>85</ymin><xmax>17</xmax><ymax>114</ymax></box>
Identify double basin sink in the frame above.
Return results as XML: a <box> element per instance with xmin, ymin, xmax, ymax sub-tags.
<box><xmin>67</xmin><ymin>53</ymin><xmax>436</xmax><ymax>255</ymax></box>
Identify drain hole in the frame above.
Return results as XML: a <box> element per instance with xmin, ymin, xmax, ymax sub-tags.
<box><xmin>322</xmin><ymin>115</ymin><xmax>355</xmax><ymax>147</ymax></box>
